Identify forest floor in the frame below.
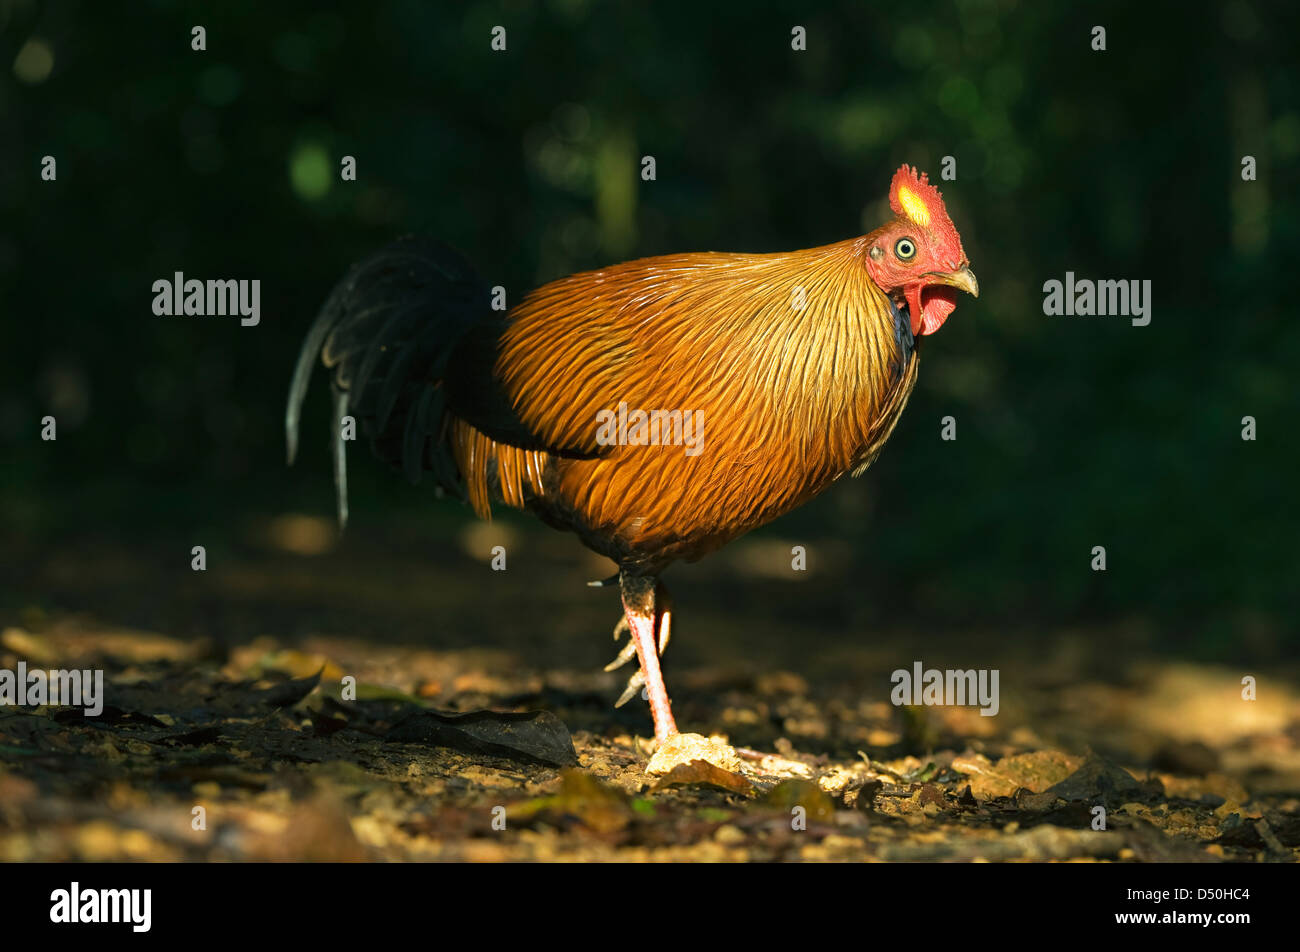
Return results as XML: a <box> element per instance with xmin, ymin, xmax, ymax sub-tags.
<box><xmin>1</xmin><ymin>513</ymin><xmax>1298</xmax><ymax>862</ymax></box>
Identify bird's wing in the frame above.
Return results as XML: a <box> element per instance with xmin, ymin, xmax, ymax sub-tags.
<box><xmin>442</xmin><ymin>306</ymin><xmax>613</xmax><ymax>460</ymax></box>
<box><xmin>480</xmin><ymin>256</ymin><xmax>729</xmax><ymax>459</ymax></box>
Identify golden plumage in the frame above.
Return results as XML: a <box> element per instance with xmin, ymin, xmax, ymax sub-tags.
<box><xmin>448</xmin><ymin>235</ymin><xmax>919</xmax><ymax>570</ymax></box>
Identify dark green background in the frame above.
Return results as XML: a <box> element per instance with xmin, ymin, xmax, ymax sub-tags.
<box><xmin>1</xmin><ymin>1</ymin><xmax>1296</xmax><ymax>657</ymax></box>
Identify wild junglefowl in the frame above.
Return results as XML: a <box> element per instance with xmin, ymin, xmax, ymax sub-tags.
<box><xmin>286</xmin><ymin>164</ymin><xmax>977</xmax><ymax>746</ymax></box>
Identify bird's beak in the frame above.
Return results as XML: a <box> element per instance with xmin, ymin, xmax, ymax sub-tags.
<box><xmin>924</xmin><ymin>266</ymin><xmax>979</xmax><ymax>299</ymax></box>
<box><xmin>927</xmin><ymin>266</ymin><xmax>979</xmax><ymax>298</ymax></box>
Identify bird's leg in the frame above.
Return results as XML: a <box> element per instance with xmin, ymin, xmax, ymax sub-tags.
<box><xmin>618</xmin><ymin>572</ymin><xmax>678</xmax><ymax>744</ymax></box>
<box><xmin>605</xmin><ymin>585</ymin><xmax>671</xmax><ymax>674</ymax></box>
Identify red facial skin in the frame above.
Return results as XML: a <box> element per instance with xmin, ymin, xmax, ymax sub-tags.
<box><xmin>862</xmin><ymin>166</ymin><xmax>973</xmax><ymax>337</ymax></box>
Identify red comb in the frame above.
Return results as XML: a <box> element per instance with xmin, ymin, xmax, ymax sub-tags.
<box><xmin>889</xmin><ymin>165</ymin><xmax>963</xmax><ymax>255</ymax></box>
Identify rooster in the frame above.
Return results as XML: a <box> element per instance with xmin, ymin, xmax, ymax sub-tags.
<box><xmin>286</xmin><ymin>164</ymin><xmax>977</xmax><ymax>746</ymax></box>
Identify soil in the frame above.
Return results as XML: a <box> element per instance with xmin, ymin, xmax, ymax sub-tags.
<box><xmin>1</xmin><ymin>514</ymin><xmax>1296</xmax><ymax>862</ymax></box>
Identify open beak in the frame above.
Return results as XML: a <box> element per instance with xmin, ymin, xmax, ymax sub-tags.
<box><xmin>927</xmin><ymin>266</ymin><xmax>979</xmax><ymax>298</ymax></box>
<box><xmin>905</xmin><ymin>265</ymin><xmax>979</xmax><ymax>337</ymax></box>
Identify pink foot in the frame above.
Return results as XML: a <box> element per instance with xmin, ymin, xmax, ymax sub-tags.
<box><xmin>619</xmin><ymin>575</ymin><xmax>678</xmax><ymax>744</ymax></box>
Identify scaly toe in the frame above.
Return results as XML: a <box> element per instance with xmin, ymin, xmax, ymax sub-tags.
<box><xmin>603</xmin><ymin>638</ymin><xmax>638</xmax><ymax>672</ymax></box>
<box><xmin>614</xmin><ymin>670</ymin><xmax>646</xmax><ymax>708</ymax></box>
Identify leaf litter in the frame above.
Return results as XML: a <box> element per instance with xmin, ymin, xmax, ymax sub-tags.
<box><xmin>0</xmin><ymin>619</ymin><xmax>1297</xmax><ymax>863</ymax></box>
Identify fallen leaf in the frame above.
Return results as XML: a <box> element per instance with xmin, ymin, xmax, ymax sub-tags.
<box><xmin>509</xmin><ymin>769</ymin><xmax>633</xmax><ymax>833</ymax></box>
<box><xmin>258</xmin><ymin>671</ymin><xmax>322</xmax><ymax>708</ymax></box>
<box><xmin>651</xmin><ymin>759</ymin><xmax>753</xmax><ymax>796</ymax></box>
<box><xmin>762</xmin><ymin>779</ymin><xmax>835</xmax><ymax>821</ymax></box>
<box><xmin>1020</xmin><ymin>753</ymin><xmax>1162</xmax><ymax>811</ymax></box>
<box><xmin>952</xmin><ymin>750</ymin><xmax>1083</xmax><ymax>799</ymax></box>
<box><xmin>387</xmin><ymin>708</ymin><xmax>577</xmax><ymax>766</ymax></box>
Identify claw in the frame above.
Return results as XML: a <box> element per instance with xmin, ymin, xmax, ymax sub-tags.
<box><xmin>614</xmin><ymin>670</ymin><xmax>646</xmax><ymax>708</ymax></box>
<box><xmin>603</xmin><ymin>637</ymin><xmax>637</xmax><ymax>672</ymax></box>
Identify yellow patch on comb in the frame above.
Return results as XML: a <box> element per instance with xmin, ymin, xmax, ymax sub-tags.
<box><xmin>897</xmin><ymin>186</ymin><xmax>931</xmax><ymax>228</ymax></box>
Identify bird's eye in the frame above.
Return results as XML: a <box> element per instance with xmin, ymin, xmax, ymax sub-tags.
<box><xmin>894</xmin><ymin>238</ymin><xmax>917</xmax><ymax>261</ymax></box>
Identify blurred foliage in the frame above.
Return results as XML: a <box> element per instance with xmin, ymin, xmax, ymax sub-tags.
<box><xmin>0</xmin><ymin>0</ymin><xmax>1296</xmax><ymax>650</ymax></box>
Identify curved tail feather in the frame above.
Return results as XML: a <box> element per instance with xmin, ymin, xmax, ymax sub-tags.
<box><xmin>285</xmin><ymin>237</ymin><xmax>490</xmax><ymax>527</ymax></box>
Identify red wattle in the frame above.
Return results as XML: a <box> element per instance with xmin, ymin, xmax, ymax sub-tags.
<box><xmin>909</xmin><ymin>285</ymin><xmax>959</xmax><ymax>336</ymax></box>
<box><xmin>920</xmin><ymin>287</ymin><xmax>958</xmax><ymax>335</ymax></box>
<box><xmin>905</xmin><ymin>286</ymin><xmax>925</xmax><ymax>336</ymax></box>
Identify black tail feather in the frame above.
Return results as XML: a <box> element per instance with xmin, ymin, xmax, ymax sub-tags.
<box><xmin>285</xmin><ymin>237</ymin><xmax>490</xmax><ymax>527</ymax></box>
<box><xmin>331</xmin><ymin>389</ymin><xmax>350</xmax><ymax>529</ymax></box>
